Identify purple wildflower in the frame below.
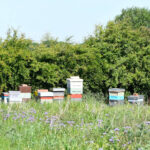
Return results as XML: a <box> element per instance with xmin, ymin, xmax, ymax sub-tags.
<box><xmin>59</xmin><ymin>123</ymin><xmax>66</xmax><ymax>127</ymax></box>
<box><xmin>44</xmin><ymin>112</ymin><xmax>48</xmax><ymax>115</ymax></box>
<box><xmin>124</xmin><ymin>126</ymin><xmax>131</xmax><ymax>129</ymax></box>
<box><xmin>30</xmin><ymin>108</ymin><xmax>36</xmax><ymax>114</ymax></box>
<box><xmin>13</xmin><ymin>117</ymin><xmax>17</xmax><ymax>120</ymax></box>
<box><xmin>67</xmin><ymin>121</ymin><xmax>75</xmax><ymax>126</ymax></box>
<box><xmin>122</xmin><ymin>144</ymin><xmax>126</xmax><ymax>147</ymax></box>
<box><xmin>145</xmin><ymin>121</ymin><xmax>150</xmax><ymax>125</ymax></box>
<box><xmin>114</xmin><ymin>128</ymin><xmax>120</xmax><ymax>131</ymax></box>
<box><xmin>109</xmin><ymin>138</ymin><xmax>114</xmax><ymax>143</ymax></box>
<box><xmin>99</xmin><ymin>148</ymin><xmax>103</xmax><ymax>150</ymax></box>
<box><xmin>21</xmin><ymin>115</ymin><xmax>26</xmax><ymax>119</ymax></box>
<box><xmin>4</xmin><ymin>113</ymin><xmax>10</xmax><ymax>120</ymax></box>
<box><xmin>103</xmin><ymin>132</ymin><xmax>106</xmax><ymax>135</ymax></box>
<box><xmin>26</xmin><ymin>116</ymin><xmax>35</xmax><ymax>122</ymax></box>
<box><xmin>6</xmin><ymin>113</ymin><xmax>10</xmax><ymax>117</ymax></box>
<box><xmin>98</xmin><ymin>120</ymin><xmax>103</xmax><ymax>127</ymax></box>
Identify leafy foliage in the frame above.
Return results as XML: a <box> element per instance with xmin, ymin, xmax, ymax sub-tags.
<box><xmin>0</xmin><ymin>7</ymin><xmax>150</xmax><ymax>98</ymax></box>
<box><xmin>115</xmin><ymin>7</ymin><xmax>150</xmax><ymax>28</ymax></box>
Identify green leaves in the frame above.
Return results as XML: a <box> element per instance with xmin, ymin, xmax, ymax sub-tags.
<box><xmin>0</xmin><ymin>7</ymin><xmax>150</xmax><ymax>97</ymax></box>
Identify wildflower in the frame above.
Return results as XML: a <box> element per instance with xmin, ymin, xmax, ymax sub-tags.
<box><xmin>124</xmin><ymin>126</ymin><xmax>131</xmax><ymax>129</ymax></box>
<box><xmin>145</xmin><ymin>121</ymin><xmax>150</xmax><ymax>125</ymax></box>
<box><xmin>13</xmin><ymin>117</ymin><xmax>17</xmax><ymax>120</ymax></box>
<box><xmin>114</xmin><ymin>128</ymin><xmax>120</xmax><ymax>131</ymax></box>
<box><xmin>44</xmin><ymin>112</ymin><xmax>48</xmax><ymax>115</ymax></box>
<box><xmin>26</xmin><ymin>116</ymin><xmax>35</xmax><ymax>122</ymax></box>
<box><xmin>99</xmin><ymin>148</ymin><xmax>103</xmax><ymax>150</ymax></box>
<box><xmin>21</xmin><ymin>115</ymin><xmax>26</xmax><ymax>119</ymax></box>
<box><xmin>30</xmin><ymin>108</ymin><xmax>36</xmax><ymax>114</ymax></box>
<box><xmin>98</xmin><ymin>120</ymin><xmax>103</xmax><ymax>127</ymax></box>
<box><xmin>6</xmin><ymin>113</ymin><xmax>10</xmax><ymax>118</ymax></box>
<box><xmin>109</xmin><ymin>138</ymin><xmax>114</xmax><ymax>143</ymax></box>
<box><xmin>59</xmin><ymin>123</ymin><xmax>66</xmax><ymax>127</ymax></box>
<box><xmin>103</xmin><ymin>132</ymin><xmax>106</xmax><ymax>135</ymax></box>
<box><xmin>67</xmin><ymin>121</ymin><xmax>75</xmax><ymax>126</ymax></box>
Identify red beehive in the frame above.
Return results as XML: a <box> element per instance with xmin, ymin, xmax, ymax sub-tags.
<box><xmin>19</xmin><ymin>84</ymin><xmax>31</xmax><ymax>93</ymax></box>
<box><xmin>70</xmin><ymin>94</ymin><xmax>82</xmax><ymax>98</ymax></box>
<box><xmin>37</xmin><ymin>89</ymin><xmax>48</xmax><ymax>93</ymax></box>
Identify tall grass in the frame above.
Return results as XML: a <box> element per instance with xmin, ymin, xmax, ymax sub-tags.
<box><xmin>0</xmin><ymin>95</ymin><xmax>150</xmax><ymax>150</ymax></box>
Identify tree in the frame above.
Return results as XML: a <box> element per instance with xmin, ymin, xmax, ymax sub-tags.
<box><xmin>115</xmin><ymin>7</ymin><xmax>150</xmax><ymax>29</ymax></box>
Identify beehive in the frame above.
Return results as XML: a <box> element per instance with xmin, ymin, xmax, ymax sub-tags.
<box><xmin>52</xmin><ymin>88</ymin><xmax>65</xmax><ymax>102</ymax></box>
<box><xmin>38</xmin><ymin>91</ymin><xmax>53</xmax><ymax>103</ymax></box>
<box><xmin>128</xmin><ymin>95</ymin><xmax>144</xmax><ymax>105</ymax></box>
<box><xmin>67</xmin><ymin>76</ymin><xmax>83</xmax><ymax>101</ymax></box>
<box><xmin>109</xmin><ymin>88</ymin><xmax>125</xmax><ymax>105</ymax></box>
<box><xmin>19</xmin><ymin>84</ymin><xmax>32</xmax><ymax>102</ymax></box>
<box><xmin>9</xmin><ymin>91</ymin><xmax>22</xmax><ymax>103</ymax></box>
<box><xmin>2</xmin><ymin>92</ymin><xmax>9</xmax><ymax>104</ymax></box>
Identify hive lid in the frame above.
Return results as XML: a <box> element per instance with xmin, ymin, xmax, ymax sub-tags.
<box><xmin>2</xmin><ymin>92</ymin><xmax>9</xmax><ymax>94</ymax></box>
<box><xmin>38</xmin><ymin>92</ymin><xmax>53</xmax><ymax>97</ymax></box>
<box><xmin>9</xmin><ymin>91</ymin><xmax>21</xmax><ymax>94</ymax></box>
<box><xmin>21</xmin><ymin>84</ymin><xmax>28</xmax><ymax>86</ymax></box>
<box><xmin>67</xmin><ymin>76</ymin><xmax>83</xmax><ymax>81</ymax></box>
<box><xmin>52</xmin><ymin>88</ymin><xmax>65</xmax><ymax>92</ymax></box>
<box><xmin>128</xmin><ymin>95</ymin><xmax>144</xmax><ymax>99</ymax></box>
<box><xmin>37</xmin><ymin>89</ymin><xmax>48</xmax><ymax>92</ymax></box>
<box><xmin>109</xmin><ymin>88</ymin><xmax>125</xmax><ymax>92</ymax></box>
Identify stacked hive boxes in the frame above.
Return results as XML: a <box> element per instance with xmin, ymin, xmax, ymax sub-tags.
<box><xmin>9</xmin><ymin>91</ymin><xmax>22</xmax><ymax>104</ymax></box>
<box><xmin>109</xmin><ymin>88</ymin><xmax>125</xmax><ymax>106</ymax></box>
<box><xmin>128</xmin><ymin>94</ymin><xmax>144</xmax><ymax>105</ymax></box>
<box><xmin>19</xmin><ymin>84</ymin><xmax>31</xmax><ymax>102</ymax></box>
<box><xmin>67</xmin><ymin>76</ymin><xmax>83</xmax><ymax>101</ymax></box>
<box><xmin>38</xmin><ymin>89</ymin><xmax>53</xmax><ymax>103</ymax></box>
<box><xmin>2</xmin><ymin>92</ymin><xmax>9</xmax><ymax>103</ymax></box>
<box><xmin>52</xmin><ymin>88</ymin><xmax>65</xmax><ymax>102</ymax></box>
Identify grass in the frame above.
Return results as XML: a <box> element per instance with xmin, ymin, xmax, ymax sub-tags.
<box><xmin>0</xmin><ymin>96</ymin><xmax>150</xmax><ymax>150</ymax></box>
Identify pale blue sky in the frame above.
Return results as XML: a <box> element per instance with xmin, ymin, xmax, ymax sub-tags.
<box><xmin>0</xmin><ymin>0</ymin><xmax>150</xmax><ymax>43</ymax></box>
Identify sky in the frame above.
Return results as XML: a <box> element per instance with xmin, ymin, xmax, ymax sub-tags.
<box><xmin>0</xmin><ymin>0</ymin><xmax>150</xmax><ymax>43</ymax></box>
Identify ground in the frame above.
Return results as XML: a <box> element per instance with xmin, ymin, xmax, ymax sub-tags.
<box><xmin>0</xmin><ymin>97</ymin><xmax>150</xmax><ymax>150</ymax></box>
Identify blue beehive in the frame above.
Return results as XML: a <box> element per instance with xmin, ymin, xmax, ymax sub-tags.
<box><xmin>109</xmin><ymin>88</ymin><xmax>125</xmax><ymax>106</ymax></box>
<box><xmin>128</xmin><ymin>95</ymin><xmax>144</xmax><ymax>105</ymax></box>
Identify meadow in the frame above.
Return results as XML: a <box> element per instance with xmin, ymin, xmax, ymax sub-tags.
<box><xmin>0</xmin><ymin>95</ymin><xmax>150</xmax><ymax>150</ymax></box>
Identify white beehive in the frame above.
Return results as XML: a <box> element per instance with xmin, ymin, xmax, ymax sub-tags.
<box><xmin>67</xmin><ymin>76</ymin><xmax>83</xmax><ymax>94</ymax></box>
<box><xmin>9</xmin><ymin>91</ymin><xmax>22</xmax><ymax>103</ymax></box>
